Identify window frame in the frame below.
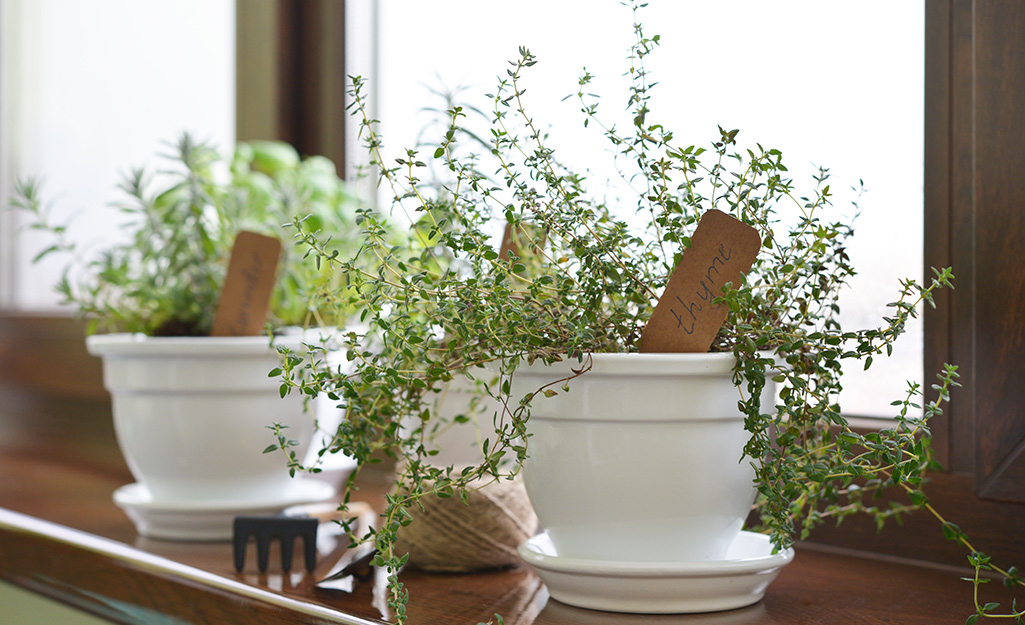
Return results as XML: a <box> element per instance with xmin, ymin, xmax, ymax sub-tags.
<box><xmin>806</xmin><ymin>0</ymin><xmax>1025</xmax><ymax>567</ymax></box>
<box><xmin>3</xmin><ymin>0</ymin><xmax>1025</xmax><ymax>571</ymax></box>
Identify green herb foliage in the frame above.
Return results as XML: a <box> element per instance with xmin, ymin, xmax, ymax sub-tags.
<box><xmin>11</xmin><ymin>133</ymin><xmax>364</xmax><ymax>336</ymax></box>
<box><xmin>278</xmin><ymin>4</ymin><xmax>1017</xmax><ymax>623</ymax></box>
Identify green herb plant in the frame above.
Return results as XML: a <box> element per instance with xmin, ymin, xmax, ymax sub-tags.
<box><xmin>280</xmin><ymin>4</ymin><xmax>1015</xmax><ymax>623</ymax></box>
<box><xmin>11</xmin><ymin>133</ymin><xmax>364</xmax><ymax>336</ymax></box>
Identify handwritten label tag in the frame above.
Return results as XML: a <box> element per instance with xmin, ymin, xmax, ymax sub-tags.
<box><xmin>639</xmin><ymin>209</ymin><xmax>761</xmax><ymax>353</ymax></box>
<box><xmin>211</xmin><ymin>231</ymin><xmax>282</xmax><ymax>336</ymax></box>
<box><xmin>499</xmin><ymin>221</ymin><xmax>544</xmax><ymax>261</ymax></box>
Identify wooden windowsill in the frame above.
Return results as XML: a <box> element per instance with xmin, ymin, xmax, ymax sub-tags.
<box><xmin>3</xmin><ymin>313</ymin><xmax>1025</xmax><ymax>623</ymax></box>
<box><xmin>1</xmin><ymin>392</ymin><xmax>1018</xmax><ymax>624</ymax></box>
<box><xmin>1</xmin><ymin>450</ymin><xmax>1007</xmax><ymax>625</ymax></box>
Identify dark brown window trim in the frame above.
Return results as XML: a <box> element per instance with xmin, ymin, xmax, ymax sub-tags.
<box><xmin>235</xmin><ymin>0</ymin><xmax>348</xmax><ymax>170</ymax></box>
<box><xmin>923</xmin><ymin>0</ymin><xmax>1025</xmax><ymax>502</ymax></box>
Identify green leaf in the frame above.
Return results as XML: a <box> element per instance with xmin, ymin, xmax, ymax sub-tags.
<box><xmin>907</xmin><ymin>490</ymin><xmax>928</xmax><ymax>506</ymax></box>
<box><xmin>942</xmin><ymin>522</ymin><xmax>963</xmax><ymax>542</ymax></box>
<box><xmin>31</xmin><ymin>244</ymin><xmax>61</xmax><ymax>263</ymax></box>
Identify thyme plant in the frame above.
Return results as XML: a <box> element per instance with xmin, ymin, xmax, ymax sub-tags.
<box><xmin>282</xmin><ymin>5</ymin><xmax>1017</xmax><ymax>623</ymax></box>
<box><xmin>11</xmin><ymin>133</ymin><xmax>363</xmax><ymax>336</ymax></box>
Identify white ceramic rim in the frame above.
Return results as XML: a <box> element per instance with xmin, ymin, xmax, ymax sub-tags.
<box><xmin>512</xmin><ymin>351</ymin><xmax>777</xmax><ymax>378</ymax></box>
<box><xmin>518</xmin><ymin>531</ymin><xmax>794</xmax><ymax>577</ymax></box>
<box><xmin>86</xmin><ymin>332</ymin><xmax>308</xmax><ymax>357</ymax></box>
<box><xmin>112</xmin><ymin>479</ymin><xmax>336</xmax><ymax>512</ymax></box>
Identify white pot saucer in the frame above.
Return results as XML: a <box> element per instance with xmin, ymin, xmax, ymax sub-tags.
<box><xmin>113</xmin><ymin>479</ymin><xmax>336</xmax><ymax>542</ymax></box>
<box><xmin>518</xmin><ymin>530</ymin><xmax>794</xmax><ymax>614</ymax></box>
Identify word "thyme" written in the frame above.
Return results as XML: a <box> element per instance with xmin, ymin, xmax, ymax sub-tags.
<box><xmin>671</xmin><ymin>243</ymin><xmax>732</xmax><ymax>334</ymax></box>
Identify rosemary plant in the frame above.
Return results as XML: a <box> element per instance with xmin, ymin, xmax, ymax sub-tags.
<box><xmin>11</xmin><ymin>133</ymin><xmax>363</xmax><ymax>336</ymax></box>
<box><xmin>281</xmin><ymin>4</ymin><xmax>1021</xmax><ymax>623</ymax></box>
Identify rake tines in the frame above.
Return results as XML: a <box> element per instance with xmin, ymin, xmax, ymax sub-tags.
<box><xmin>233</xmin><ymin>516</ymin><xmax>319</xmax><ymax>573</ymax></box>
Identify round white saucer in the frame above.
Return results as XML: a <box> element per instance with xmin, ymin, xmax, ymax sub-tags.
<box><xmin>518</xmin><ymin>530</ymin><xmax>794</xmax><ymax>614</ymax></box>
<box><xmin>113</xmin><ymin>479</ymin><xmax>336</xmax><ymax>542</ymax></box>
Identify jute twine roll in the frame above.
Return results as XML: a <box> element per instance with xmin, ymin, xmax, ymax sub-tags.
<box><xmin>394</xmin><ymin>474</ymin><xmax>539</xmax><ymax>572</ymax></box>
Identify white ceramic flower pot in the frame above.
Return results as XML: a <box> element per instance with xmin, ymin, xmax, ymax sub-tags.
<box><xmin>87</xmin><ymin>333</ymin><xmax>315</xmax><ymax>504</ymax></box>
<box><xmin>510</xmin><ymin>352</ymin><xmax>774</xmax><ymax>563</ymax></box>
<box><xmin>291</xmin><ymin>328</ymin><xmax>359</xmax><ymax>487</ymax></box>
<box><xmin>405</xmin><ymin>375</ymin><xmax>504</xmax><ymax>469</ymax></box>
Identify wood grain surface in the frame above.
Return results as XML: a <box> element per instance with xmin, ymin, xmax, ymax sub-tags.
<box><xmin>0</xmin><ymin>397</ymin><xmax>1015</xmax><ymax>625</ymax></box>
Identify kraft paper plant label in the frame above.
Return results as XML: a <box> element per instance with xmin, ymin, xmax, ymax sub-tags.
<box><xmin>499</xmin><ymin>221</ymin><xmax>544</xmax><ymax>261</ymax></box>
<box><xmin>639</xmin><ymin>209</ymin><xmax>761</xmax><ymax>353</ymax></box>
<box><xmin>211</xmin><ymin>231</ymin><xmax>282</xmax><ymax>336</ymax></box>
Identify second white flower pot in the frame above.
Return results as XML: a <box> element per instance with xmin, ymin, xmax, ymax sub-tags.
<box><xmin>87</xmin><ymin>333</ymin><xmax>316</xmax><ymax>505</ymax></box>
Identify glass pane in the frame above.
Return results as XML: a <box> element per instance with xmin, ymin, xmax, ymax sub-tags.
<box><xmin>0</xmin><ymin>0</ymin><xmax>235</xmax><ymax>310</ymax></box>
<box><xmin>359</xmin><ymin>0</ymin><xmax>924</xmax><ymax>417</ymax></box>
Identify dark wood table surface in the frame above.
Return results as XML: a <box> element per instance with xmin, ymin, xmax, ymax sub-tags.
<box><xmin>0</xmin><ymin>392</ymin><xmax>1009</xmax><ymax>625</ymax></box>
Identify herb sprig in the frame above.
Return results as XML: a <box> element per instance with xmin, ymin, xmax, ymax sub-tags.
<box><xmin>12</xmin><ymin>134</ymin><xmax>365</xmax><ymax>336</ymax></box>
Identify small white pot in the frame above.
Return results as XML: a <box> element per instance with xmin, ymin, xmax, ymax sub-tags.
<box><xmin>510</xmin><ymin>352</ymin><xmax>774</xmax><ymax>563</ymax></box>
<box><xmin>287</xmin><ymin>327</ymin><xmax>360</xmax><ymax>486</ymax></box>
<box><xmin>87</xmin><ymin>333</ymin><xmax>315</xmax><ymax>503</ymax></box>
<box><xmin>405</xmin><ymin>375</ymin><xmax>504</xmax><ymax>469</ymax></box>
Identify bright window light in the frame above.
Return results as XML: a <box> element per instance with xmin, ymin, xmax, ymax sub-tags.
<box><xmin>357</xmin><ymin>1</ymin><xmax>924</xmax><ymax>418</ymax></box>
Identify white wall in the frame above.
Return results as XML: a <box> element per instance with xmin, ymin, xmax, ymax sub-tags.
<box><xmin>0</xmin><ymin>0</ymin><xmax>235</xmax><ymax>309</ymax></box>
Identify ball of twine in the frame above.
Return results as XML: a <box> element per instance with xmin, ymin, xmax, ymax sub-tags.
<box><xmin>394</xmin><ymin>474</ymin><xmax>539</xmax><ymax>572</ymax></box>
